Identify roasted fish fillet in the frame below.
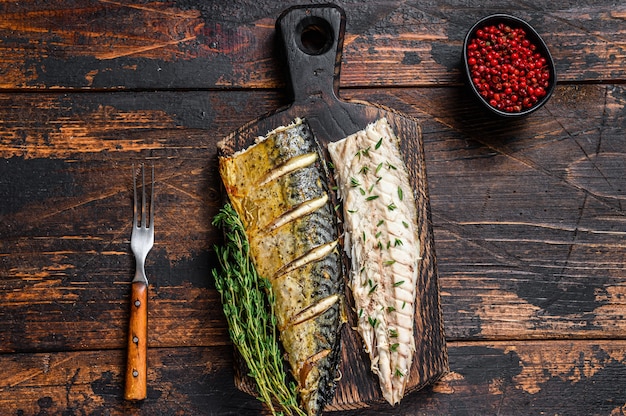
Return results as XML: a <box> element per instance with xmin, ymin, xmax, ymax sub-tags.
<box><xmin>218</xmin><ymin>118</ymin><xmax>343</xmax><ymax>416</ymax></box>
<box><xmin>327</xmin><ymin>118</ymin><xmax>420</xmax><ymax>405</ymax></box>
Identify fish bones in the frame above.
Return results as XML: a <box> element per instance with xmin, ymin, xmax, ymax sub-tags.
<box><xmin>218</xmin><ymin>118</ymin><xmax>343</xmax><ymax>416</ymax></box>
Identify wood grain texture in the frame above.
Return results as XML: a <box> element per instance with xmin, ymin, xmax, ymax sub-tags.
<box><xmin>0</xmin><ymin>1</ymin><xmax>624</xmax><ymax>89</ymax></box>
<box><xmin>1</xmin><ymin>86</ymin><xmax>623</xmax><ymax>351</ymax></box>
<box><xmin>124</xmin><ymin>281</ymin><xmax>148</xmax><ymax>401</ymax></box>
<box><xmin>0</xmin><ymin>342</ymin><xmax>624</xmax><ymax>415</ymax></box>
<box><xmin>0</xmin><ymin>0</ymin><xmax>625</xmax><ymax>414</ymax></box>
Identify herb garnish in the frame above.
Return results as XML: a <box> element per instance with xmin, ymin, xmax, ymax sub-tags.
<box><xmin>368</xmin><ymin>284</ymin><xmax>379</xmax><ymax>295</ymax></box>
<box><xmin>212</xmin><ymin>204</ymin><xmax>305</xmax><ymax>416</ymax></box>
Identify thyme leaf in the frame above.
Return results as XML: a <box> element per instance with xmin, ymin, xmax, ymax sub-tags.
<box><xmin>375</xmin><ymin>137</ymin><xmax>383</xmax><ymax>149</ymax></box>
<box><xmin>368</xmin><ymin>283</ymin><xmax>379</xmax><ymax>295</ymax></box>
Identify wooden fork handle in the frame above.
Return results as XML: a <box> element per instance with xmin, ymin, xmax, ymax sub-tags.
<box><xmin>124</xmin><ymin>281</ymin><xmax>148</xmax><ymax>400</ymax></box>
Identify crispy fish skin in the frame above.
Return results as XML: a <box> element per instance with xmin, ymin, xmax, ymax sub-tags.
<box><xmin>327</xmin><ymin>118</ymin><xmax>420</xmax><ymax>405</ymax></box>
<box><xmin>218</xmin><ymin>118</ymin><xmax>342</xmax><ymax>416</ymax></box>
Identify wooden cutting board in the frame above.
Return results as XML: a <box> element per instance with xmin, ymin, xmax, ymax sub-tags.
<box><xmin>218</xmin><ymin>4</ymin><xmax>448</xmax><ymax>411</ymax></box>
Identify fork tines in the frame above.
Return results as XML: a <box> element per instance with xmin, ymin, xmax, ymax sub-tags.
<box><xmin>133</xmin><ymin>163</ymin><xmax>154</xmax><ymax>229</ymax></box>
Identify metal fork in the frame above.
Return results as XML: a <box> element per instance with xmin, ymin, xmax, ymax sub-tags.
<box><xmin>125</xmin><ymin>163</ymin><xmax>154</xmax><ymax>401</ymax></box>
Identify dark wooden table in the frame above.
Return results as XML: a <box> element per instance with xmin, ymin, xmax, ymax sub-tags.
<box><xmin>1</xmin><ymin>1</ymin><xmax>625</xmax><ymax>415</ymax></box>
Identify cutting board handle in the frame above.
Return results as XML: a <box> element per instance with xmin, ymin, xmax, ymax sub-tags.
<box><xmin>276</xmin><ymin>4</ymin><xmax>345</xmax><ymax>105</ymax></box>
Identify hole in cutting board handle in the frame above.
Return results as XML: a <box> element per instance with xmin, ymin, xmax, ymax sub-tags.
<box><xmin>296</xmin><ymin>16</ymin><xmax>334</xmax><ymax>56</ymax></box>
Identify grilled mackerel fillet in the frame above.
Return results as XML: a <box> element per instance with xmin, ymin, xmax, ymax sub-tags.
<box><xmin>328</xmin><ymin>118</ymin><xmax>420</xmax><ymax>405</ymax></box>
<box><xmin>218</xmin><ymin>118</ymin><xmax>342</xmax><ymax>416</ymax></box>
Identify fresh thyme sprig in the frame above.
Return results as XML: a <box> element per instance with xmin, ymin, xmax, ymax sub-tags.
<box><xmin>212</xmin><ymin>204</ymin><xmax>305</xmax><ymax>416</ymax></box>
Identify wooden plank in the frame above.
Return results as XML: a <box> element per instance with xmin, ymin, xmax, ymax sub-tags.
<box><xmin>0</xmin><ymin>1</ymin><xmax>624</xmax><ymax>90</ymax></box>
<box><xmin>0</xmin><ymin>346</ymin><xmax>264</xmax><ymax>415</ymax></box>
<box><xmin>0</xmin><ymin>341</ymin><xmax>624</xmax><ymax>415</ymax></box>
<box><xmin>0</xmin><ymin>85</ymin><xmax>624</xmax><ymax>353</ymax></box>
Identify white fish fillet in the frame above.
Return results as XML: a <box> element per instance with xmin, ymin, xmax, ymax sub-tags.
<box><xmin>327</xmin><ymin>118</ymin><xmax>420</xmax><ymax>405</ymax></box>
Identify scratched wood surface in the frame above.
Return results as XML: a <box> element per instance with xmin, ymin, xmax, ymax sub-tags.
<box><xmin>0</xmin><ymin>0</ymin><xmax>625</xmax><ymax>415</ymax></box>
